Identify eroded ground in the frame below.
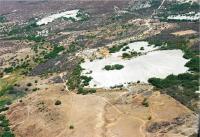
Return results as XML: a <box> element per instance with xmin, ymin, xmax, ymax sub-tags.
<box><xmin>6</xmin><ymin>84</ymin><xmax>198</xmax><ymax>137</ymax></box>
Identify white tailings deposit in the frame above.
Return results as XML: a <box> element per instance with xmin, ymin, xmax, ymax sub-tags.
<box><xmin>36</xmin><ymin>10</ymin><xmax>80</xmax><ymax>25</ymax></box>
<box><xmin>80</xmin><ymin>41</ymin><xmax>189</xmax><ymax>88</ymax></box>
<box><xmin>167</xmin><ymin>12</ymin><xmax>200</xmax><ymax>21</ymax></box>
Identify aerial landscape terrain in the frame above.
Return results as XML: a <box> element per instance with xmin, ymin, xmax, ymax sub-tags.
<box><xmin>0</xmin><ymin>0</ymin><xmax>199</xmax><ymax>137</ymax></box>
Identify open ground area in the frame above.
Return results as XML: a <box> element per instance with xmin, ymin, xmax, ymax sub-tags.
<box><xmin>6</xmin><ymin>84</ymin><xmax>198</xmax><ymax>137</ymax></box>
<box><xmin>0</xmin><ymin>0</ymin><xmax>199</xmax><ymax>136</ymax></box>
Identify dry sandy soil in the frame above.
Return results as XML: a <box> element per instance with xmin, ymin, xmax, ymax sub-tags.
<box><xmin>6</xmin><ymin>84</ymin><xmax>198</xmax><ymax>137</ymax></box>
<box><xmin>171</xmin><ymin>30</ymin><xmax>197</xmax><ymax>36</ymax></box>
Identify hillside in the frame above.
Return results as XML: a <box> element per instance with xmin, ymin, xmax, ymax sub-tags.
<box><xmin>0</xmin><ymin>0</ymin><xmax>199</xmax><ymax>137</ymax></box>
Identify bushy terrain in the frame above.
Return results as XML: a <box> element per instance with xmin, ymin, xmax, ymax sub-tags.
<box><xmin>148</xmin><ymin>36</ymin><xmax>199</xmax><ymax>111</ymax></box>
<box><xmin>0</xmin><ymin>0</ymin><xmax>199</xmax><ymax>136</ymax></box>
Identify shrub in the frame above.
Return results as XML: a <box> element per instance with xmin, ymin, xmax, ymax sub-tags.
<box><xmin>0</xmin><ymin>16</ymin><xmax>6</xmax><ymax>23</ymax></box>
<box><xmin>44</xmin><ymin>45</ymin><xmax>64</xmax><ymax>59</ymax></box>
<box><xmin>76</xmin><ymin>10</ymin><xmax>89</xmax><ymax>21</ymax></box>
<box><xmin>148</xmin><ymin>116</ymin><xmax>152</xmax><ymax>120</ymax></box>
<box><xmin>77</xmin><ymin>87</ymin><xmax>96</xmax><ymax>95</ymax></box>
<box><xmin>0</xmin><ymin>72</ymin><xmax>3</xmax><ymax>78</ymax></box>
<box><xmin>122</xmin><ymin>51</ymin><xmax>139</xmax><ymax>59</ymax></box>
<box><xmin>122</xmin><ymin>46</ymin><xmax>130</xmax><ymax>51</ymax></box>
<box><xmin>114</xmin><ymin>64</ymin><xmax>124</xmax><ymax>70</ymax></box>
<box><xmin>26</xmin><ymin>83</ymin><xmax>32</xmax><ymax>87</ymax></box>
<box><xmin>32</xmin><ymin>88</ymin><xmax>38</xmax><ymax>92</ymax></box>
<box><xmin>142</xmin><ymin>98</ymin><xmax>149</xmax><ymax>107</ymax></box>
<box><xmin>104</xmin><ymin>64</ymin><xmax>124</xmax><ymax>70</ymax></box>
<box><xmin>26</xmin><ymin>35</ymin><xmax>44</xmax><ymax>42</ymax></box>
<box><xmin>69</xmin><ymin>125</ymin><xmax>74</xmax><ymax>129</ymax></box>
<box><xmin>55</xmin><ymin>100</ymin><xmax>61</xmax><ymax>105</ymax></box>
<box><xmin>80</xmin><ymin>76</ymin><xmax>92</xmax><ymax>86</ymax></box>
<box><xmin>140</xmin><ymin>47</ymin><xmax>144</xmax><ymax>50</ymax></box>
<box><xmin>104</xmin><ymin>65</ymin><xmax>112</xmax><ymax>70</ymax></box>
<box><xmin>4</xmin><ymin>67</ymin><xmax>13</xmax><ymax>73</ymax></box>
<box><xmin>1</xmin><ymin>131</ymin><xmax>15</xmax><ymax>137</ymax></box>
<box><xmin>122</xmin><ymin>53</ymin><xmax>132</xmax><ymax>59</ymax></box>
<box><xmin>108</xmin><ymin>43</ymin><xmax>126</xmax><ymax>53</ymax></box>
<box><xmin>0</xmin><ymin>107</ymin><xmax>9</xmax><ymax>113</ymax></box>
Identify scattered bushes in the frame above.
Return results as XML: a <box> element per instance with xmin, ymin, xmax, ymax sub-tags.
<box><xmin>0</xmin><ymin>115</ymin><xmax>14</xmax><ymax>137</ymax></box>
<box><xmin>67</xmin><ymin>64</ymin><xmax>83</xmax><ymax>90</ymax></box>
<box><xmin>122</xmin><ymin>46</ymin><xmax>130</xmax><ymax>51</ymax></box>
<box><xmin>80</xmin><ymin>76</ymin><xmax>92</xmax><ymax>86</ymax></box>
<box><xmin>66</xmin><ymin>42</ymin><xmax>81</xmax><ymax>53</ymax></box>
<box><xmin>76</xmin><ymin>11</ymin><xmax>89</xmax><ymax>21</ymax></box>
<box><xmin>77</xmin><ymin>87</ymin><xmax>96</xmax><ymax>95</ymax></box>
<box><xmin>44</xmin><ymin>45</ymin><xmax>64</xmax><ymax>59</ymax></box>
<box><xmin>0</xmin><ymin>85</ymin><xmax>13</xmax><ymax>97</ymax></box>
<box><xmin>26</xmin><ymin>35</ymin><xmax>44</xmax><ymax>42</ymax></box>
<box><xmin>108</xmin><ymin>43</ymin><xmax>127</xmax><ymax>53</ymax></box>
<box><xmin>148</xmin><ymin>73</ymin><xmax>199</xmax><ymax>111</ymax></box>
<box><xmin>104</xmin><ymin>64</ymin><xmax>124</xmax><ymax>70</ymax></box>
<box><xmin>122</xmin><ymin>51</ymin><xmax>139</xmax><ymax>59</ymax></box>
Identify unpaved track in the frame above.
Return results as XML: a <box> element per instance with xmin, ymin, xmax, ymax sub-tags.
<box><xmin>6</xmin><ymin>84</ymin><xmax>198</xmax><ymax>137</ymax></box>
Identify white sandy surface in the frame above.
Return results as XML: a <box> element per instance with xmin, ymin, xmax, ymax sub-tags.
<box><xmin>167</xmin><ymin>12</ymin><xmax>200</xmax><ymax>21</ymax></box>
<box><xmin>37</xmin><ymin>10</ymin><xmax>80</xmax><ymax>25</ymax></box>
<box><xmin>80</xmin><ymin>41</ymin><xmax>189</xmax><ymax>88</ymax></box>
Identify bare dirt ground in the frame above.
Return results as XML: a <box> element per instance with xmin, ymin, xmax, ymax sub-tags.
<box><xmin>171</xmin><ymin>30</ymin><xmax>197</xmax><ymax>36</ymax></box>
<box><xmin>6</xmin><ymin>84</ymin><xmax>198</xmax><ymax>137</ymax></box>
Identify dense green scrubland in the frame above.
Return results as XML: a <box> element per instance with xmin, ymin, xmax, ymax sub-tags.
<box><xmin>148</xmin><ymin>39</ymin><xmax>199</xmax><ymax>111</ymax></box>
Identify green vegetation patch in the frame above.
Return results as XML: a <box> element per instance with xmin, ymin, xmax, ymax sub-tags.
<box><xmin>8</xmin><ymin>18</ymin><xmax>38</xmax><ymax>36</ymax></box>
<box><xmin>156</xmin><ymin>1</ymin><xmax>200</xmax><ymax>21</ymax></box>
<box><xmin>44</xmin><ymin>45</ymin><xmax>64</xmax><ymax>59</ymax></box>
<box><xmin>77</xmin><ymin>87</ymin><xmax>96</xmax><ymax>95</ymax></box>
<box><xmin>26</xmin><ymin>35</ymin><xmax>45</xmax><ymax>43</ymax></box>
<box><xmin>108</xmin><ymin>43</ymin><xmax>127</xmax><ymax>53</ymax></box>
<box><xmin>80</xmin><ymin>76</ymin><xmax>93</xmax><ymax>86</ymax></box>
<box><xmin>0</xmin><ymin>115</ymin><xmax>15</xmax><ymax>137</ymax></box>
<box><xmin>122</xmin><ymin>51</ymin><xmax>140</xmax><ymax>59</ymax></box>
<box><xmin>4</xmin><ymin>59</ymin><xmax>31</xmax><ymax>75</ymax></box>
<box><xmin>104</xmin><ymin>64</ymin><xmax>124</xmax><ymax>71</ymax></box>
<box><xmin>76</xmin><ymin>11</ymin><xmax>89</xmax><ymax>21</ymax></box>
<box><xmin>148</xmin><ymin>73</ymin><xmax>199</xmax><ymax>111</ymax></box>
<box><xmin>122</xmin><ymin>46</ymin><xmax>130</xmax><ymax>51</ymax></box>
<box><xmin>148</xmin><ymin>38</ymin><xmax>199</xmax><ymax>111</ymax></box>
<box><xmin>67</xmin><ymin>64</ymin><xmax>83</xmax><ymax>90</ymax></box>
<box><xmin>185</xmin><ymin>57</ymin><xmax>199</xmax><ymax>72</ymax></box>
<box><xmin>0</xmin><ymin>15</ymin><xmax>6</xmax><ymax>23</ymax></box>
